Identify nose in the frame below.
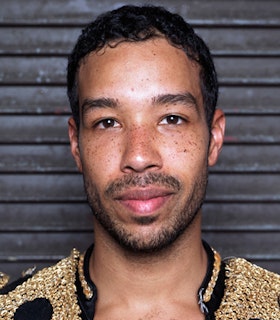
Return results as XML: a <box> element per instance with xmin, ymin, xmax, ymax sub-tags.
<box><xmin>120</xmin><ymin>125</ymin><xmax>162</xmax><ymax>173</ymax></box>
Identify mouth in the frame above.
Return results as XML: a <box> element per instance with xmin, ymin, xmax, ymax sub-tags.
<box><xmin>114</xmin><ymin>188</ymin><xmax>174</xmax><ymax>215</ymax></box>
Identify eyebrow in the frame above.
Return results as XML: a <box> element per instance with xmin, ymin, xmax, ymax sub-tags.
<box><xmin>152</xmin><ymin>92</ymin><xmax>198</xmax><ymax>109</ymax></box>
<box><xmin>81</xmin><ymin>97</ymin><xmax>119</xmax><ymax>115</ymax></box>
<box><xmin>80</xmin><ymin>91</ymin><xmax>199</xmax><ymax>116</ymax></box>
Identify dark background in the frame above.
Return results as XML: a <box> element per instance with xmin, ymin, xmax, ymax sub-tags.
<box><xmin>0</xmin><ymin>0</ymin><xmax>279</xmax><ymax>281</ymax></box>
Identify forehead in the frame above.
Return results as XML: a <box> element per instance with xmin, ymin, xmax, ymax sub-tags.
<box><xmin>77</xmin><ymin>38</ymin><xmax>202</xmax><ymax>108</ymax></box>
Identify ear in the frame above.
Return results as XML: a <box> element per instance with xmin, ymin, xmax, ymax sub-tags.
<box><xmin>208</xmin><ymin>109</ymin><xmax>226</xmax><ymax>167</ymax></box>
<box><xmin>68</xmin><ymin>117</ymin><xmax>83</xmax><ymax>172</ymax></box>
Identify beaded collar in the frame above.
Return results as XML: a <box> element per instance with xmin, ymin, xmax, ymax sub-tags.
<box><xmin>76</xmin><ymin>241</ymin><xmax>225</xmax><ymax>320</ymax></box>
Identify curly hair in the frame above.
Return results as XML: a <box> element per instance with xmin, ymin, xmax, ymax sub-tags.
<box><xmin>67</xmin><ymin>5</ymin><xmax>218</xmax><ymax>129</ymax></box>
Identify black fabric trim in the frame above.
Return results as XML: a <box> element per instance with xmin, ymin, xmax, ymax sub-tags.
<box><xmin>0</xmin><ymin>274</ymin><xmax>32</xmax><ymax>295</ymax></box>
<box><xmin>14</xmin><ymin>298</ymin><xmax>53</xmax><ymax>320</ymax></box>
<box><xmin>77</xmin><ymin>242</ymin><xmax>225</xmax><ymax>320</ymax></box>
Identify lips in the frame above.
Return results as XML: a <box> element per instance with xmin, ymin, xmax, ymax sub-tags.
<box><xmin>115</xmin><ymin>188</ymin><xmax>174</xmax><ymax>215</ymax></box>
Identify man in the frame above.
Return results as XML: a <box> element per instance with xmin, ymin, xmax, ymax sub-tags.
<box><xmin>1</xmin><ymin>5</ymin><xmax>279</xmax><ymax>320</ymax></box>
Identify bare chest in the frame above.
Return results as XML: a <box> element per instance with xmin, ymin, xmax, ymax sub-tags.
<box><xmin>93</xmin><ymin>305</ymin><xmax>205</xmax><ymax>320</ymax></box>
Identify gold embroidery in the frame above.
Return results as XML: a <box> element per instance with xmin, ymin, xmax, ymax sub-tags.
<box><xmin>0</xmin><ymin>272</ymin><xmax>9</xmax><ymax>289</ymax></box>
<box><xmin>21</xmin><ymin>266</ymin><xmax>36</xmax><ymax>278</ymax></box>
<box><xmin>0</xmin><ymin>249</ymin><xmax>81</xmax><ymax>319</ymax></box>
<box><xmin>203</xmin><ymin>249</ymin><xmax>221</xmax><ymax>303</ymax></box>
<box><xmin>78</xmin><ymin>252</ymin><xmax>93</xmax><ymax>299</ymax></box>
<box><xmin>215</xmin><ymin>258</ymin><xmax>280</xmax><ymax>319</ymax></box>
<box><xmin>1</xmin><ymin>249</ymin><xmax>279</xmax><ymax>319</ymax></box>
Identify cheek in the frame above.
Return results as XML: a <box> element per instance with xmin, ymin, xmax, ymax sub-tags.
<box><xmin>164</xmin><ymin>131</ymin><xmax>208</xmax><ymax>163</ymax></box>
<box><xmin>80</xmin><ymin>136</ymin><xmax>122</xmax><ymax>180</ymax></box>
<box><xmin>165</xmin><ymin>133</ymin><xmax>207</xmax><ymax>158</ymax></box>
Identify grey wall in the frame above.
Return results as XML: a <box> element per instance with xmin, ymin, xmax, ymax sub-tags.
<box><xmin>0</xmin><ymin>0</ymin><xmax>280</xmax><ymax>280</ymax></box>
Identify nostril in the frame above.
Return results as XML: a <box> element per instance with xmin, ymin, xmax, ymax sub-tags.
<box><xmin>121</xmin><ymin>155</ymin><xmax>161</xmax><ymax>173</ymax></box>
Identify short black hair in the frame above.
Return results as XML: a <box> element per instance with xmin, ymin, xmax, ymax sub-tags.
<box><xmin>67</xmin><ymin>5</ymin><xmax>218</xmax><ymax>128</ymax></box>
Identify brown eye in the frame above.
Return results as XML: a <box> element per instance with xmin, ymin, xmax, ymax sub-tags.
<box><xmin>96</xmin><ymin>118</ymin><xmax>120</xmax><ymax>129</ymax></box>
<box><xmin>161</xmin><ymin>115</ymin><xmax>183</xmax><ymax>125</ymax></box>
<box><xmin>167</xmin><ymin>115</ymin><xmax>180</xmax><ymax>124</ymax></box>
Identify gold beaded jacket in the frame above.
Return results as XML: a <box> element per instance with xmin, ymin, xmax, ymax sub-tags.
<box><xmin>0</xmin><ymin>248</ymin><xmax>280</xmax><ymax>320</ymax></box>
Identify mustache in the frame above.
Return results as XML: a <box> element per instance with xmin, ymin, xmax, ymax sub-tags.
<box><xmin>105</xmin><ymin>172</ymin><xmax>181</xmax><ymax>197</ymax></box>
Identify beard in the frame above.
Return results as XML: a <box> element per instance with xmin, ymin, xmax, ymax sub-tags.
<box><xmin>84</xmin><ymin>170</ymin><xmax>208</xmax><ymax>254</ymax></box>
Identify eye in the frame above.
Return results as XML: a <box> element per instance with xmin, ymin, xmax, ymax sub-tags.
<box><xmin>160</xmin><ymin>115</ymin><xmax>184</xmax><ymax>125</ymax></box>
<box><xmin>95</xmin><ymin>118</ymin><xmax>120</xmax><ymax>129</ymax></box>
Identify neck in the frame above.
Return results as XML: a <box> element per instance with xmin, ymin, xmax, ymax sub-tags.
<box><xmin>89</xmin><ymin>215</ymin><xmax>208</xmax><ymax>309</ymax></box>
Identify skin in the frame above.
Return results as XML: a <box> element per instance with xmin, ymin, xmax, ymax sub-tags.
<box><xmin>69</xmin><ymin>38</ymin><xmax>225</xmax><ymax>319</ymax></box>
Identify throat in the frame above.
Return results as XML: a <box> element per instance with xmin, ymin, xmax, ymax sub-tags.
<box><xmin>77</xmin><ymin>241</ymin><xmax>225</xmax><ymax>320</ymax></box>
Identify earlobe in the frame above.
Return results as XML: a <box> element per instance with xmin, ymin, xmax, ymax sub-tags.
<box><xmin>68</xmin><ymin>117</ymin><xmax>83</xmax><ymax>172</ymax></box>
<box><xmin>208</xmin><ymin>109</ymin><xmax>226</xmax><ymax>167</ymax></box>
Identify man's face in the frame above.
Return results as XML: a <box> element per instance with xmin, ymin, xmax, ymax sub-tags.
<box><xmin>69</xmin><ymin>38</ymin><xmax>224</xmax><ymax>253</ymax></box>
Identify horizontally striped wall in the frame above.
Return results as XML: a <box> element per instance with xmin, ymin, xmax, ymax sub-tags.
<box><xmin>0</xmin><ymin>0</ymin><xmax>279</xmax><ymax>280</ymax></box>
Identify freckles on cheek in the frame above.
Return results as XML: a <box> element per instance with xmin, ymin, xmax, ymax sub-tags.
<box><xmin>170</xmin><ymin>133</ymin><xmax>199</xmax><ymax>154</ymax></box>
<box><xmin>82</xmin><ymin>137</ymin><xmax>121</xmax><ymax>171</ymax></box>
<box><xmin>168</xmin><ymin>134</ymin><xmax>207</xmax><ymax>166</ymax></box>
